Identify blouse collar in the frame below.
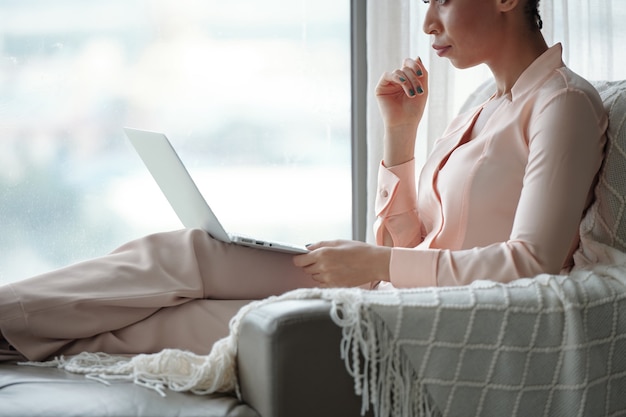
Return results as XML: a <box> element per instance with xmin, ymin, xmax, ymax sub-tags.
<box><xmin>509</xmin><ymin>43</ymin><xmax>565</xmax><ymax>101</ymax></box>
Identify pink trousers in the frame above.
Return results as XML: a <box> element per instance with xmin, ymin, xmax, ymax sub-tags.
<box><xmin>0</xmin><ymin>229</ymin><xmax>317</xmax><ymax>361</ymax></box>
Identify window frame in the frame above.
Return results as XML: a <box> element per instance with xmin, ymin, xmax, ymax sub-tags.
<box><xmin>351</xmin><ymin>0</ymin><xmax>368</xmax><ymax>242</ymax></box>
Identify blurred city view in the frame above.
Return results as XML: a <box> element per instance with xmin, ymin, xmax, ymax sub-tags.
<box><xmin>0</xmin><ymin>0</ymin><xmax>352</xmax><ymax>284</ymax></box>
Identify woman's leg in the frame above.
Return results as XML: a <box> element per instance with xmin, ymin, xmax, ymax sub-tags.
<box><xmin>0</xmin><ymin>228</ymin><xmax>315</xmax><ymax>360</ymax></box>
<box><xmin>59</xmin><ymin>299</ymin><xmax>251</xmax><ymax>357</ymax></box>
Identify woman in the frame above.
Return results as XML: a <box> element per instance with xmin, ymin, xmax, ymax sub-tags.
<box><xmin>0</xmin><ymin>0</ymin><xmax>607</xmax><ymax>361</ymax></box>
<box><xmin>298</xmin><ymin>0</ymin><xmax>606</xmax><ymax>288</ymax></box>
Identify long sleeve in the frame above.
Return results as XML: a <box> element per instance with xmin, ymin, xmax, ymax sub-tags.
<box><xmin>437</xmin><ymin>88</ymin><xmax>605</xmax><ymax>287</ymax></box>
<box><xmin>374</xmin><ymin>159</ymin><xmax>422</xmax><ymax>248</ymax></box>
<box><xmin>374</xmin><ymin>160</ymin><xmax>441</xmax><ymax>288</ymax></box>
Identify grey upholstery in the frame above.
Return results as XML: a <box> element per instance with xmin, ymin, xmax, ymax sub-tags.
<box><xmin>238</xmin><ymin>299</ymin><xmax>371</xmax><ymax>417</ymax></box>
<box><xmin>0</xmin><ymin>361</ymin><xmax>258</xmax><ymax>417</ymax></box>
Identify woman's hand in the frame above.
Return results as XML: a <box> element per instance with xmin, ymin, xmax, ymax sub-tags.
<box><xmin>292</xmin><ymin>240</ymin><xmax>391</xmax><ymax>288</ymax></box>
<box><xmin>376</xmin><ymin>57</ymin><xmax>429</xmax><ymax>167</ymax></box>
<box><xmin>376</xmin><ymin>56</ymin><xmax>429</xmax><ymax>129</ymax></box>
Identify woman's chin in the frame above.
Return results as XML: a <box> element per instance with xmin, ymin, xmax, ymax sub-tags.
<box><xmin>447</xmin><ymin>57</ymin><xmax>482</xmax><ymax>70</ymax></box>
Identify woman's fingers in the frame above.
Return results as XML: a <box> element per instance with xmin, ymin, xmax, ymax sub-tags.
<box><xmin>376</xmin><ymin>56</ymin><xmax>427</xmax><ymax>100</ymax></box>
<box><xmin>399</xmin><ymin>57</ymin><xmax>427</xmax><ymax>97</ymax></box>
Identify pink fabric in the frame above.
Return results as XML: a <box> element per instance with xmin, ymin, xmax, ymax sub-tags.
<box><xmin>0</xmin><ymin>229</ymin><xmax>317</xmax><ymax>361</ymax></box>
<box><xmin>375</xmin><ymin>44</ymin><xmax>608</xmax><ymax>288</ymax></box>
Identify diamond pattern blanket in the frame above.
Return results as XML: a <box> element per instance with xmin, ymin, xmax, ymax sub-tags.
<box><xmin>334</xmin><ymin>261</ymin><xmax>626</xmax><ymax>417</ymax></box>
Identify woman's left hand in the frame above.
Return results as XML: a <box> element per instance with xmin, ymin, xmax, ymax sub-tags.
<box><xmin>292</xmin><ymin>240</ymin><xmax>391</xmax><ymax>288</ymax></box>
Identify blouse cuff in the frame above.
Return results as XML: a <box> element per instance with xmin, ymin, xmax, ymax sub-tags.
<box><xmin>375</xmin><ymin>159</ymin><xmax>418</xmax><ymax>217</ymax></box>
<box><xmin>389</xmin><ymin>247</ymin><xmax>439</xmax><ymax>288</ymax></box>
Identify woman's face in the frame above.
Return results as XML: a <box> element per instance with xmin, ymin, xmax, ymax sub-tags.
<box><xmin>422</xmin><ymin>0</ymin><xmax>504</xmax><ymax>69</ymax></box>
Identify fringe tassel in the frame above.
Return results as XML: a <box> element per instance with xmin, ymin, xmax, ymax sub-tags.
<box><xmin>20</xmin><ymin>347</ymin><xmax>237</xmax><ymax>397</ymax></box>
<box><xmin>331</xmin><ymin>291</ymin><xmax>442</xmax><ymax>417</ymax></box>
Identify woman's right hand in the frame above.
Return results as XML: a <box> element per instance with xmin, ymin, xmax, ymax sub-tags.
<box><xmin>376</xmin><ymin>57</ymin><xmax>429</xmax><ymax>166</ymax></box>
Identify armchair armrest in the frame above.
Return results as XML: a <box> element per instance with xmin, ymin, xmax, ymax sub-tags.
<box><xmin>237</xmin><ymin>299</ymin><xmax>371</xmax><ymax>417</ymax></box>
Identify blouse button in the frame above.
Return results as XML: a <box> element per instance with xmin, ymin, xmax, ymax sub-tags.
<box><xmin>381</xmin><ymin>190</ymin><xmax>389</xmax><ymax>198</ymax></box>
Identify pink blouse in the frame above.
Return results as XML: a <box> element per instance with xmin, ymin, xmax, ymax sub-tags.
<box><xmin>375</xmin><ymin>44</ymin><xmax>608</xmax><ymax>288</ymax></box>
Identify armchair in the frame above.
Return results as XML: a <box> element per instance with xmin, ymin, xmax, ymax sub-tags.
<box><xmin>236</xmin><ymin>79</ymin><xmax>626</xmax><ymax>417</ymax></box>
<box><xmin>1</xmin><ymin>79</ymin><xmax>625</xmax><ymax>417</ymax></box>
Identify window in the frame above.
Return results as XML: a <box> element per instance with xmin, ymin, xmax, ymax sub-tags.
<box><xmin>0</xmin><ymin>0</ymin><xmax>353</xmax><ymax>283</ymax></box>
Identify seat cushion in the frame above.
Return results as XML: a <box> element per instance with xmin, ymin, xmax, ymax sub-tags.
<box><xmin>0</xmin><ymin>362</ymin><xmax>259</xmax><ymax>417</ymax></box>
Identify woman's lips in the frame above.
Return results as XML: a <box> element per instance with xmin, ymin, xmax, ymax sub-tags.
<box><xmin>433</xmin><ymin>45</ymin><xmax>451</xmax><ymax>57</ymax></box>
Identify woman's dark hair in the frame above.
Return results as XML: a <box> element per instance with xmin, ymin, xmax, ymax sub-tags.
<box><xmin>525</xmin><ymin>0</ymin><xmax>543</xmax><ymax>30</ymax></box>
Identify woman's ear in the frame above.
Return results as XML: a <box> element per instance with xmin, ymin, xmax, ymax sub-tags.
<box><xmin>497</xmin><ymin>0</ymin><xmax>520</xmax><ymax>13</ymax></box>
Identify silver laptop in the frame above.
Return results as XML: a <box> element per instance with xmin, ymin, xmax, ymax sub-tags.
<box><xmin>123</xmin><ymin>127</ymin><xmax>308</xmax><ymax>254</ymax></box>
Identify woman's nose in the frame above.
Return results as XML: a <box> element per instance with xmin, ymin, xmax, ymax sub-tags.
<box><xmin>422</xmin><ymin>4</ymin><xmax>439</xmax><ymax>35</ymax></box>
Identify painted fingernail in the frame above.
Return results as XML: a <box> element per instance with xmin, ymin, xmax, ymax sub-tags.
<box><xmin>399</xmin><ymin>76</ymin><xmax>406</xmax><ymax>82</ymax></box>
<box><xmin>416</xmin><ymin>69</ymin><xmax>423</xmax><ymax>76</ymax></box>
<box><xmin>417</xmin><ymin>86</ymin><xmax>424</xmax><ymax>94</ymax></box>
<box><xmin>409</xmin><ymin>89</ymin><xmax>416</xmax><ymax>97</ymax></box>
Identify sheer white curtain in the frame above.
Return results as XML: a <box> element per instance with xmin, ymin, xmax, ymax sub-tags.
<box><xmin>365</xmin><ymin>0</ymin><xmax>626</xmax><ymax>242</ymax></box>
